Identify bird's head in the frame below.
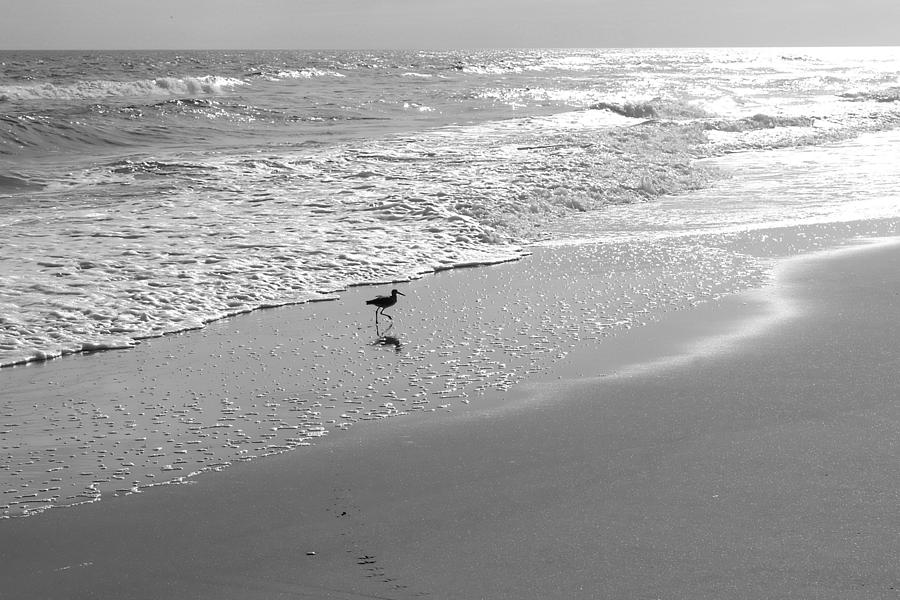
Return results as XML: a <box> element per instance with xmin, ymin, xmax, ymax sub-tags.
<box><xmin>392</xmin><ymin>289</ymin><xmax>405</xmax><ymax>296</ymax></box>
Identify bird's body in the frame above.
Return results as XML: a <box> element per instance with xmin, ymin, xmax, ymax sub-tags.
<box><xmin>366</xmin><ymin>289</ymin><xmax>405</xmax><ymax>321</ymax></box>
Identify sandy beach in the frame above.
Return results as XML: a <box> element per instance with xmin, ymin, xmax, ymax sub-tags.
<box><xmin>3</xmin><ymin>236</ymin><xmax>900</xmax><ymax>599</ymax></box>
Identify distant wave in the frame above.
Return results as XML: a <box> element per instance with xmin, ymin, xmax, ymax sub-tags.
<box><xmin>107</xmin><ymin>158</ymin><xmax>216</xmax><ymax>176</ymax></box>
<box><xmin>452</xmin><ymin>62</ymin><xmax>525</xmax><ymax>75</ymax></box>
<box><xmin>244</xmin><ymin>67</ymin><xmax>345</xmax><ymax>81</ymax></box>
<box><xmin>590</xmin><ymin>99</ymin><xmax>711</xmax><ymax>120</ymax></box>
<box><xmin>838</xmin><ymin>87</ymin><xmax>900</xmax><ymax>103</ymax></box>
<box><xmin>706</xmin><ymin>113</ymin><xmax>816</xmax><ymax>132</ymax></box>
<box><xmin>0</xmin><ymin>173</ymin><xmax>44</xmax><ymax>192</ymax></box>
<box><xmin>0</xmin><ymin>113</ymin><xmax>117</xmax><ymax>155</ymax></box>
<box><xmin>0</xmin><ymin>95</ymin><xmax>394</xmax><ymax>156</ymax></box>
<box><xmin>0</xmin><ymin>75</ymin><xmax>246</xmax><ymax>102</ymax></box>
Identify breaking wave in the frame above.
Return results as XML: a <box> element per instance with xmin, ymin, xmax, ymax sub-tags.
<box><xmin>0</xmin><ymin>75</ymin><xmax>246</xmax><ymax>102</ymax></box>
<box><xmin>838</xmin><ymin>86</ymin><xmax>900</xmax><ymax>103</ymax></box>
<box><xmin>590</xmin><ymin>99</ymin><xmax>711</xmax><ymax>120</ymax></box>
<box><xmin>706</xmin><ymin>113</ymin><xmax>816</xmax><ymax>132</ymax></box>
<box><xmin>246</xmin><ymin>68</ymin><xmax>345</xmax><ymax>80</ymax></box>
<box><xmin>0</xmin><ymin>173</ymin><xmax>44</xmax><ymax>192</ymax></box>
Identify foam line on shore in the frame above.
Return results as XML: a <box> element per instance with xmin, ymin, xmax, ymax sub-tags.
<box><xmin>3</xmin><ymin>222</ymin><xmax>900</xmax><ymax>518</ymax></box>
<box><xmin>607</xmin><ymin>236</ymin><xmax>900</xmax><ymax>379</ymax></box>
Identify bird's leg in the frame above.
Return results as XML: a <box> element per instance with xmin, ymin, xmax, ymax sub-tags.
<box><xmin>382</xmin><ymin>311</ymin><xmax>393</xmax><ymax>320</ymax></box>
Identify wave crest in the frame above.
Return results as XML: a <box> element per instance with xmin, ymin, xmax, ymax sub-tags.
<box><xmin>590</xmin><ymin>98</ymin><xmax>711</xmax><ymax>120</ymax></box>
<box><xmin>838</xmin><ymin>87</ymin><xmax>900</xmax><ymax>103</ymax></box>
<box><xmin>707</xmin><ymin>113</ymin><xmax>816</xmax><ymax>132</ymax></box>
<box><xmin>0</xmin><ymin>75</ymin><xmax>246</xmax><ymax>102</ymax></box>
<box><xmin>246</xmin><ymin>68</ymin><xmax>345</xmax><ymax>81</ymax></box>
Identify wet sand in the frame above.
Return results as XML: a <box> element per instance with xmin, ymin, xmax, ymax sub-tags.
<box><xmin>3</xmin><ymin>238</ymin><xmax>900</xmax><ymax>599</ymax></box>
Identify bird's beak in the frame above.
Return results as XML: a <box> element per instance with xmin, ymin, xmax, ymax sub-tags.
<box><xmin>397</xmin><ymin>291</ymin><xmax>406</xmax><ymax>296</ymax></box>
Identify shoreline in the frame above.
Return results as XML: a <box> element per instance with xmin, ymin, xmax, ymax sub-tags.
<box><xmin>3</xmin><ymin>235</ymin><xmax>900</xmax><ymax>598</ymax></box>
<box><xmin>0</xmin><ymin>253</ymin><xmax>531</xmax><ymax>370</ymax></box>
<box><xmin>1</xmin><ymin>226</ymin><xmax>778</xmax><ymax>518</ymax></box>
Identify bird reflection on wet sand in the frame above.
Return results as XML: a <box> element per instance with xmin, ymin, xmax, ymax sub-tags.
<box><xmin>373</xmin><ymin>321</ymin><xmax>402</xmax><ymax>352</ymax></box>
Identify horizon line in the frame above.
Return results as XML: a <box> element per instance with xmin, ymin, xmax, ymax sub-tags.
<box><xmin>3</xmin><ymin>43</ymin><xmax>900</xmax><ymax>52</ymax></box>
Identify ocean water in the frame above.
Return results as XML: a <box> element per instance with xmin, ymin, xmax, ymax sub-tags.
<box><xmin>3</xmin><ymin>47</ymin><xmax>900</xmax><ymax>367</ymax></box>
<box><xmin>3</xmin><ymin>48</ymin><xmax>900</xmax><ymax>517</ymax></box>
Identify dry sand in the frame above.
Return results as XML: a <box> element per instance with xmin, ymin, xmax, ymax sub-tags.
<box><xmin>3</xmin><ymin>238</ymin><xmax>900</xmax><ymax>599</ymax></box>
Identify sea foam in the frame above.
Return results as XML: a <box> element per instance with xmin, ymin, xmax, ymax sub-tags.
<box><xmin>2</xmin><ymin>48</ymin><xmax>900</xmax><ymax>367</ymax></box>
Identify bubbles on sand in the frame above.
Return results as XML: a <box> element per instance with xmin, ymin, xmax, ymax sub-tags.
<box><xmin>1</xmin><ymin>229</ymin><xmax>769</xmax><ymax>518</ymax></box>
<box><xmin>5</xmin><ymin>214</ymin><xmax>900</xmax><ymax>518</ymax></box>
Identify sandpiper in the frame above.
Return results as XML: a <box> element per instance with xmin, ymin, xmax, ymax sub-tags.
<box><xmin>366</xmin><ymin>289</ymin><xmax>405</xmax><ymax>321</ymax></box>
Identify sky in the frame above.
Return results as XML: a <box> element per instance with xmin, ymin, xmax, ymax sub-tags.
<box><xmin>1</xmin><ymin>0</ymin><xmax>898</xmax><ymax>50</ymax></box>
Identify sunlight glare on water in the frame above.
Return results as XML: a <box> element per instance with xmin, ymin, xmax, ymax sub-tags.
<box><xmin>544</xmin><ymin>129</ymin><xmax>900</xmax><ymax>243</ymax></box>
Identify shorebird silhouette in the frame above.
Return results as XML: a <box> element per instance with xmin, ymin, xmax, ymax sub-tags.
<box><xmin>366</xmin><ymin>289</ymin><xmax>405</xmax><ymax>322</ymax></box>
